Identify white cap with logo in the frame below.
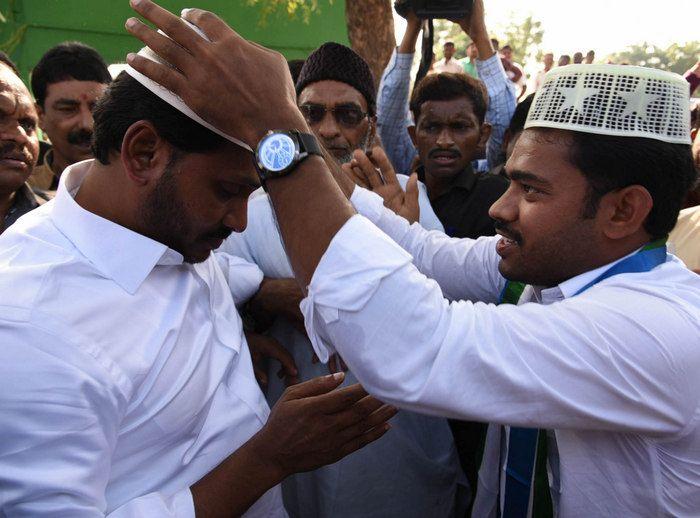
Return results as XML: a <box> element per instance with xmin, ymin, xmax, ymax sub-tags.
<box><xmin>525</xmin><ymin>64</ymin><xmax>691</xmax><ymax>145</ymax></box>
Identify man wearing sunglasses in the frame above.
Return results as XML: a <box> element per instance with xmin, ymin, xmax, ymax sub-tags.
<box><xmin>221</xmin><ymin>41</ymin><xmax>466</xmax><ymax>517</ymax></box>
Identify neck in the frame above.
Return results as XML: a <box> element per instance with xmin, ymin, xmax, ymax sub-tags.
<box><xmin>50</xmin><ymin>150</ymin><xmax>72</xmax><ymax>178</ymax></box>
<box><xmin>74</xmin><ymin>162</ymin><xmax>141</xmax><ymax>234</ymax></box>
<box><xmin>0</xmin><ymin>188</ymin><xmax>16</xmax><ymax>221</ymax></box>
<box><xmin>424</xmin><ymin>168</ymin><xmax>461</xmax><ymax>201</ymax></box>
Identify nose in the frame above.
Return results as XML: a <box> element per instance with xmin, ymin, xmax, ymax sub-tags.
<box><xmin>488</xmin><ymin>183</ymin><xmax>518</xmax><ymax>223</ymax></box>
<box><xmin>436</xmin><ymin>127</ymin><xmax>454</xmax><ymax>148</ymax></box>
<box><xmin>78</xmin><ymin>103</ymin><xmax>94</xmax><ymax>131</ymax></box>
<box><xmin>315</xmin><ymin>111</ymin><xmax>341</xmax><ymax>141</ymax></box>
<box><xmin>0</xmin><ymin>121</ymin><xmax>31</xmax><ymax>146</ymax></box>
<box><xmin>222</xmin><ymin>199</ymin><xmax>249</xmax><ymax>234</ymax></box>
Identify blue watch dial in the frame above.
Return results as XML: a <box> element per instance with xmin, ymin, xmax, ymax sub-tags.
<box><xmin>258</xmin><ymin>133</ymin><xmax>297</xmax><ymax>172</ymax></box>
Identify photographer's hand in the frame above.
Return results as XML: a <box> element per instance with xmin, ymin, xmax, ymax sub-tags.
<box><xmin>398</xmin><ymin>9</ymin><xmax>423</xmax><ymax>54</ymax></box>
<box><xmin>455</xmin><ymin>0</ymin><xmax>494</xmax><ymax>61</ymax></box>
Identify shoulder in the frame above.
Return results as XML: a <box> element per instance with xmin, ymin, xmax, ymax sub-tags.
<box><xmin>475</xmin><ymin>171</ymin><xmax>510</xmax><ymax>192</ymax></box>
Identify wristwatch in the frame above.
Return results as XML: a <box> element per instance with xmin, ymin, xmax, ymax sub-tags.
<box><xmin>254</xmin><ymin>130</ymin><xmax>323</xmax><ymax>183</ymax></box>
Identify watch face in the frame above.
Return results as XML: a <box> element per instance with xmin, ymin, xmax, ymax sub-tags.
<box><xmin>258</xmin><ymin>133</ymin><xmax>297</xmax><ymax>172</ymax></box>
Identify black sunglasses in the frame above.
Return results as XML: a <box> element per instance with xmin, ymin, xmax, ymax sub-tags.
<box><xmin>299</xmin><ymin>103</ymin><xmax>369</xmax><ymax>128</ymax></box>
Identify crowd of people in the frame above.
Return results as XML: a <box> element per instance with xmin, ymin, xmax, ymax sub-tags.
<box><xmin>0</xmin><ymin>0</ymin><xmax>699</xmax><ymax>516</ymax></box>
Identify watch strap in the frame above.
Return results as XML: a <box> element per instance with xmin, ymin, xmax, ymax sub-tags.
<box><xmin>296</xmin><ymin>131</ymin><xmax>323</xmax><ymax>158</ymax></box>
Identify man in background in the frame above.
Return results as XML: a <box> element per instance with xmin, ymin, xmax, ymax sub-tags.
<box><xmin>29</xmin><ymin>41</ymin><xmax>111</xmax><ymax>190</ymax></box>
<box><xmin>0</xmin><ymin>52</ymin><xmax>47</xmax><ymax>234</ymax></box>
<box><xmin>460</xmin><ymin>42</ymin><xmax>479</xmax><ymax>78</ymax></box>
<box><xmin>430</xmin><ymin>41</ymin><xmax>465</xmax><ymax>75</ymax></box>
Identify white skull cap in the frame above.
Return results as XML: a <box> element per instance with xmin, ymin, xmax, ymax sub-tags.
<box><xmin>124</xmin><ymin>18</ymin><xmax>254</xmax><ymax>152</ymax></box>
<box><xmin>525</xmin><ymin>64</ymin><xmax>691</xmax><ymax>145</ymax></box>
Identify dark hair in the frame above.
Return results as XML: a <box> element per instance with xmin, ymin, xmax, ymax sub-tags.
<box><xmin>92</xmin><ymin>72</ymin><xmax>228</xmax><ymax>165</ymax></box>
<box><xmin>508</xmin><ymin>93</ymin><xmax>535</xmax><ymax>134</ymax></box>
<box><xmin>0</xmin><ymin>51</ymin><xmax>20</xmax><ymax>77</ymax></box>
<box><xmin>31</xmin><ymin>41</ymin><xmax>111</xmax><ymax>107</ymax></box>
<box><xmin>410</xmin><ymin>72</ymin><xmax>488</xmax><ymax>124</ymax></box>
<box><xmin>287</xmin><ymin>59</ymin><xmax>305</xmax><ymax>85</ymax></box>
<box><xmin>501</xmin><ymin>45</ymin><xmax>512</xmax><ymax>52</ymax></box>
<box><xmin>444</xmin><ymin>42</ymin><xmax>455</xmax><ymax>47</ymax></box>
<box><xmin>566</xmin><ymin>131</ymin><xmax>697</xmax><ymax>238</ymax></box>
<box><xmin>490</xmin><ymin>38</ymin><xmax>499</xmax><ymax>50</ymax></box>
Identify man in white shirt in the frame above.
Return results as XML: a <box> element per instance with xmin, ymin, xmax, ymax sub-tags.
<box><xmin>430</xmin><ymin>42</ymin><xmax>465</xmax><ymax>75</ymax></box>
<box><xmin>126</xmin><ymin>1</ymin><xmax>700</xmax><ymax>515</ymax></box>
<box><xmin>0</xmin><ymin>67</ymin><xmax>395</xmax><ymax>516</ymax></box>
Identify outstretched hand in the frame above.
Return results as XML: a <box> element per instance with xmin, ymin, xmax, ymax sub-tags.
<box><xmin>343</xmin><ymin>146</ymin><xmax>420</xmax><ymax>224</ymax></box>
<box><xmin>252</xmin><ymin>374</ymin><xmax>397</xmax><ymax>478</ymax></box>
<box><xmin>125</xmin><ymin>0</ymin><xmax>308</xmax><ymax>147</ymax></box>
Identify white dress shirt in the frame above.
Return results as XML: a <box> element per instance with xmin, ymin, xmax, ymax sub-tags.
<box><xmin>0</xmin><ymin>161</ymin><xmax>286</xmax><ymax>517</ymax></box>
<box><xmin>222</xmin><ymin>191</ymin><xmax>465</xmax><ymax>517</ymax></box>
<box><xmin>301</xmin><ymin>186</ymin><xmax>700</xmax><ymax>516</ymax></box>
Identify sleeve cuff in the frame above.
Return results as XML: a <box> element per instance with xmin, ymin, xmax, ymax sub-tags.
<box><xmin>349</xmin><ymin>186</ymin><xmax>387</xmax><ymax>224</ymax></box>
<box><xmin>394</xmin><ymin>49</ymin><xmax>415</xmax><ymax>69</ymax></box>
<box><xmin>300</xmin><ymin>215</ymin><xmax>412</xmax><ymax>363</ymax></box>
<box><xmin>476</xmin><ymin>53</ymin><xmax>508</xmax><ymax>84</ymax></box>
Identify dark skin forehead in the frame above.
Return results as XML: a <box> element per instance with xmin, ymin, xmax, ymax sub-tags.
<box><xmin>0</xmin><ymin>65</ymin><xmax>37</xmax><ymax>121</ymax></box>
<box><xmin>417</xmin><ymin>97</ymin><xmax>480</xmax><ymax>126</ymax></box>
<box><xmin>504</xmin><ymin>128</ymin><xmax>583</xmax><ymax>191</ymax></box>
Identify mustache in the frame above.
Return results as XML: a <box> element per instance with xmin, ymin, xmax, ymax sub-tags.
<box><xmin>428</xmin><ymin>148</ymin><xmax>461</xmax><ymax>159</ymax></box>
<box><xmin>493</xmin><ymin>220</ymin><xmax>523</xmax><ymax>245</ymax></box>
<box><xmin>0</xmin><ymin>141</ymin><xmax>31</xmax><ymax>163</ymax></box>
<box><xmin>67</xmin><ymin>129</ymin><xmax>93</xmax><ymax>146</ymax></box>
<box><xmin>203</xmin><ymin>227</ymin><xmax>233</xmax><ymax>241</ymax></box>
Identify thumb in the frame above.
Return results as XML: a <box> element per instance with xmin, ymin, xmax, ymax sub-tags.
<box><xmin>283</xmin><ymin>372</ymin><xmax>345</xmax><ymax>400</ymax></box>
<box><xmin>405</xmin><ymin>173</ymin><xmax>420</xmax><ymax>214</ymax></box>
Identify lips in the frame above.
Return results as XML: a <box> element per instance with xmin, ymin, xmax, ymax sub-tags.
<box><xmin>0</xmin><ymin>151</ymin><xmax>30</xmax><ymax>170</ymax></box>
<box><xmin>429</xmin><ymin>150</ymin><xmax>460</xmax><ymax>165</ymax></box>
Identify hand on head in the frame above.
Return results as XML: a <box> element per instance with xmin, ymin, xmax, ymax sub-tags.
<box><xmin>125</xmin><ymin>0</ymin><xmax>307</xmax><ymax>148</ymax></box>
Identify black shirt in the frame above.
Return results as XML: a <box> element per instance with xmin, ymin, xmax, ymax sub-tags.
<box><xmin>418</xmin><ymin>165</ymin><xmax>509</xmax><ymax>238</ymax></box>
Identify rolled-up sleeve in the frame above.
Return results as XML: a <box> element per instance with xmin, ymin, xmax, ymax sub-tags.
<box><xmin>301</xmin><ymin>215</ymin><xmax>700</xmax><ymax>437</ymax></box>
<box><xmin>476</xmin><ymin>54</ymin><xmax>517</xmax><ymax>170</ymax></box>
<box><xmin>377</xmin><ymin>48</ymin><xmax>418</xmax><ymax>176</ymax></box>
<box><xmin>0</xmin><ymin>323</ymin><xmax>196</xmax><ymax>517</ymax></box>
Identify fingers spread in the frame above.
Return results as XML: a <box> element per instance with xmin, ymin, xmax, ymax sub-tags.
<box><xmin>181</xmin><ymin>8</ymin><xmax>233</xmax><ymax>42</ymax></box>
<box><xmin>336</xmin><ymin>422</ymin><xmax>392</xmax><ymax>460</ymax></box>
<box><xmin>352</xmin><ymin>150</ymin><xmax>384</xmax><ymax>189</ymax></box>
<box><xmin>126</xmin><ymin>53</ymin><xmax>186</xmax><ymax>95</ymax></box>
<box><xmin>126</xmin><ymin>17</ymin><xmax>193</xmax><ymax>74</ymax></box>
<box><xmin>129</xmin><ymin>0</ymin><xmax>204</xmax><ymax>52</ymax></box>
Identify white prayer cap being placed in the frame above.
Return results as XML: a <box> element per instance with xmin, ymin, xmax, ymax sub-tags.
<box><xmin>124</xmin><ymin>18</ymin><xmax>254</xmax><ymax>153</ymax></box>
<box><xmin>525</xmin><ymin>64</ymin><xmax>691</xmax><ymax>145</ymax></box>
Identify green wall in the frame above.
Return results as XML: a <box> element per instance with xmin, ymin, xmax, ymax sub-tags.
<box><xmin>0</xmin><ymin>0</ymin><xmax>348</xmax><ymax>82</ymax></box>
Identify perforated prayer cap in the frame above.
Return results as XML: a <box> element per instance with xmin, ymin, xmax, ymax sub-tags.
<box><xmin>525</xmin><ymin>64</ymin><xmax>691</xmax><ymax>145</ymax></box>
<box><xmin>124</xmin><ymin>17</ymin><xmax>254</xmax><ymax>153</ymax></box>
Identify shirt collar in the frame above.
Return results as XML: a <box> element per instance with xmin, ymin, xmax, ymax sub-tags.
<box><xmin>417</xmin><ymin>164</ymin><xmax>477</xmax><ymax>194</ymax></box>
<box><xmin>50</xmin><ymin>160</ymin><xmax>184</xmax><ymax>294</ymax></box>
<box><xmin>532</xmin><ymin>248</ymin><xmax>642</xmax><ymax>304</ymax></box>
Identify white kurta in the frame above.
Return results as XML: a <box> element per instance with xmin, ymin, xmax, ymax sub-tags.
<box><xmin>300</xmin><ymin>186</ymin><xmax>700</xmax><ymax>516</ymax></box>
<box><xmin>0</xmin><ymin>161</ymin><xmax>286</xmax><ymax>517</ymax></box>
<box><xmin>222</xmin><ymin>191</ymin><xmax>465</xmax><ymax>517</ymax></box>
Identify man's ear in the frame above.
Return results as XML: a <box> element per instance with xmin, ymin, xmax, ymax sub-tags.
<box><xmin>691</xmin><ymin>127</ymin><xmax>698</xmax><ymax>142</ymax></box>
<box><xmin>478</xmin><ymin>122</ymin><xmax>492</xmax><ymax>149</ymax></box>
<box><xmin>120</xmin><ymin>121</ymin><xmax>173</xmax><ymax>187</ymax></box>
<box><xmin>35</xmin><ymin>103</ymin><xmax>46</xmax><ymax>131</ymax></box>
<box><xmin>598</xmin><ymin>185</ymin><xmax>653</xmax><ymax>241</ymax></box>
<box><xmin>408</xmin><ymin>125</ymin><xmax>417</xmax><ymax>147</ymax></box>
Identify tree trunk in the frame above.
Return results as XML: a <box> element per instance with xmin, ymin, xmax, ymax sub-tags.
<box><xmin>345</xmin><ymin>0</ymin><xmax>396</xmax><ymax>89</ymax></box>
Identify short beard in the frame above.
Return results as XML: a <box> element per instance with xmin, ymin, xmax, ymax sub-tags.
<box><xmin>140</xmin><ymin>155</ymin><xmax>195</xmax><ymax>262</ymax></box>
<box><xmin>334</xmin><ymin>131</ymin><xmax>370</xmax><ymax>165</ymax></box>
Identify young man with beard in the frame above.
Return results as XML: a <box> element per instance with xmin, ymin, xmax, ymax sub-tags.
<box><xmin>126</xmin><ymin>2</ymin><xmax>700</xmax><ymax>515</ymax></box>
<box><xmin>0</xmin><ymin>66</ymin><xmax>395</xmax><ymax>516</ymax></box>
<box><xmin>220</xmin><ymin>42</ymin><xmax>464</xmax><ymax>517</ymax></box>
<box><xmin>0</xmin><ymin>53</ymin><xmax>48</xmax><ymax>234</ymax></box>
<box><xmin>29</xmin><ymin>42</ymin><xmax>111</xmax><ymax>190</ymax></box>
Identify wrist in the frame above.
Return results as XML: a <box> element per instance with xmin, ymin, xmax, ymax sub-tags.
<box><xmin>247</xmin><ymin>428</ymin><xmax>289</xmax><ymax>483</ymax></box>
<box><xmin>248</xmin><ymin>108</ymin><xmax>310</xmax><ymax>147</ymax></box>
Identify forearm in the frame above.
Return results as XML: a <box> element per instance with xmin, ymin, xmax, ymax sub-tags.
<box><xmin>191</xmin><ymin>432</ymin><xmax>284</xmax><ymax>517</ymax></box>
<box><xmin>266</xmin><ymin>154</ymin><xmax>356</xmax><ymax>289</ymax></box>
<box><xmin>350</xmin><ymin>186</ymin><xmax>503</xmax><ymax>302</ymax></box>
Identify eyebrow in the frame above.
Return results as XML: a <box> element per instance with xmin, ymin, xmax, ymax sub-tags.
<box><xmin>507</xmin><ymin>169</ymin><xmax>553</xmax><ymax>188</ymax></box>
<box><xmin>52</xmin><ymin>99</ymin><xmax>80</xmax><ymax>107</ymax></box>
